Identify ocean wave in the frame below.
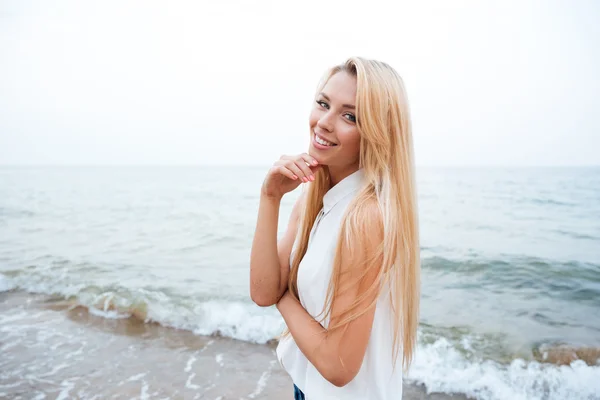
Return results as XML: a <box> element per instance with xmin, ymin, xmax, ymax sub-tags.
<box><xmin>553</xmin><ymin>229</ymin><xmax>599</xmax><ymax>241</ymax></box>
<box><xmin>0</xmin><ymin>274</ymin><xmax>16</xmax><ymax>292</ymax></box>
<box><xmin>0</xmin><ymin>206</ymin><xmax>36</xmax><ymax>218</ymax></box>
<box><xmin>423</xmin><ymin>255</ymin><xmax>600</xmax><ymax>277</ymax></box>
<box><xmin>407</xmin><ymin>336</ymin><xmax>600</xmax><ymax>400</ymax></box>
<box><xmin>3</xmin><ymin>271</ymin><xmax>600</xmax><ymax>400</ymax></box>
<box><xmin>528</xmin><ymin>198</ymin><xmax>575</xmax><ymax>207</ymax></box>
<box><xmin>422</xmin><ymin>255</ymin><xmax>600</xmax><ymax>304</ymax></box>
<box><xmin>0</xmin><ymin>272</ymin><xmax>284</xmax><ymax>344</ymax></box>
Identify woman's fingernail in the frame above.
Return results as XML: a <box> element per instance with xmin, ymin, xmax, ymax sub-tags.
<box><xmin>312</xmin><ymin>160</ymin><xmax>318</xmax><ymax>165</ymax></box>
<box><xmin>292</xmin><ymin>175</ymin><xmax>298</xmax><ymax>180</ymax></box>
<box><xmin>302</xmin><ymin>177</ymin><xmax>308</xmax><ymax>182</ymax></box>
<box><xmin>310</xmin><ymin>175</ymin><xmax>315</xmax><ymax>181</ymax></box>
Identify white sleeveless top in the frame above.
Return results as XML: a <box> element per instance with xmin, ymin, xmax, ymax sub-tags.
<box><xmin>276</xmin><ymin>169</ymin><xmax>403</xmax><ymax>400</ymax></box>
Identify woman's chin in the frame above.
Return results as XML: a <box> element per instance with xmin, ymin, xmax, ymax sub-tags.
<box><xmin>308</xmin><ymin>150</ymin><xmax>326</xmax><ymax>166</ymax></box>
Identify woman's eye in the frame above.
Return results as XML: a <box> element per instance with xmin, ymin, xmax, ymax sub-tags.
<box><xmin>344</xmin><ymin>113</ymin><xmax>356</xmax><ymax>123</ymax></box>
<box><xmin>316</xmin><ymin>100</ymin><xmax>329</xmax><ymax>109</ymax></box>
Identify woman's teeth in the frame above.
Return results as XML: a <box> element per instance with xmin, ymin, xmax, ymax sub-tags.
<box><xmin>315</xmin><ymin>134</ymin><xmax>335</xmax><ymax>147</ymax></box>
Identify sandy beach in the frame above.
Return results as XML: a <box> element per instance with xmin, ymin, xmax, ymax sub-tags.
<box><xmin>0</xmin><ymin>290</ymin><xmax>468</xmax><ymax>399</ymax></box>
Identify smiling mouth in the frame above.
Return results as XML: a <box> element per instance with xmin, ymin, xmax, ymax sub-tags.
<box><xmin>314</xmin><ymin>133</ymin><xmax>337</xmax><ymax>147</ymax></box>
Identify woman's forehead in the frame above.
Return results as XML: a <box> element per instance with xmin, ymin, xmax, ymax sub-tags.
<box><xmin>321</xmin><ymin>72</ymin><xmax>357</xmax><ymax>104</ymax></box>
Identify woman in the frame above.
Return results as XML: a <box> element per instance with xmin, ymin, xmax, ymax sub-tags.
<box><xmin>250</xmin><ymin>57</ymin><xmax>420</xmax><ymax>399</ymax></box>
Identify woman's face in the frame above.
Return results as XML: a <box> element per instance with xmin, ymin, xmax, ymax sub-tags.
<box><xmin>308</xmin><ymin>71</ymin><xmax>360</xmax><ymax>170</ymax></box>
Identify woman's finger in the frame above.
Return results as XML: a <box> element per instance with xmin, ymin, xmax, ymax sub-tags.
<box><xmin>282</xmin><ymin>160</ymin><xmax>306</xmax><ymax>181</ymax></box>
<box><xmin>275</xmin><ymin>165</ymin><xmax>298</xmax><ymax>181</ymax></box>
<box><xmin>277</xmin><ymin>154</ymin><xmax>318</xmax><ymax>182</ymax></box>
<box><xmin>293</xmin><ymin>159</ymin><xmax>315</xmax><ymax>182</ymax></box>
<box><xmin>274</xmin><ymin>159</ymin><xmax>303</xmax><ymax>179</ymax></box>
<box><xmin>298</xmin><ymin>153</ymin><xmax>319</xmax><ymax>167</ymax></box>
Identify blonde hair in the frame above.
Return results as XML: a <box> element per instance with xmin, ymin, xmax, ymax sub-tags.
<box><xmin>286</xmin><ymin>57</ymin><xmax>420</xmax><ymax>371</ymax></box>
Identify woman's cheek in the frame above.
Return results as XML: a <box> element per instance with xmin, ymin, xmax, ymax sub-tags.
<box><xmin>308</xmin><ymin>108</ymin><xmax>321</xmax><ymax>127</ymax></box>
<box><xmin>339</xmin><ymin>127</ymin><xmax>361</xmax><ymax>148</ymax></box>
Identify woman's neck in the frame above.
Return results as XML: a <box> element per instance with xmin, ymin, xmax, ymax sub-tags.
<box><xmin>327</xmin><ymin>163</ymin><xmax>360</xmax><ymax>187</ymax></box>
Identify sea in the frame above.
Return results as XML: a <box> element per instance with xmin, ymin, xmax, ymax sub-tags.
<box><xmin>0</xmin><ymin>166</ymin><xmax>599</xmax><ymax>400</ymax></box>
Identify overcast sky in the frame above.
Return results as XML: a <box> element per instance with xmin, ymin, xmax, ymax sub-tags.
<box><xmin>0</xmin><ymin>0</ymin><xmax>598</xmax><ymax>166</ymax></box>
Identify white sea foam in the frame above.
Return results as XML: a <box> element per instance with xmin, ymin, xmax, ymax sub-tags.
<box><xmin>0</xmin><ymin>274</ymin><xmax>16</xmax><ymax>292</ymax></box>
<box><xmin>1</xmin><ymin>273</ymin><xmax>285</xmax><ymax>343</ymax></box>
<box><xmin>184</xmin><ymin>354</ymin><xmax>197</xmax><ymax>373</ymax></box>
<box><xmin>215</xmin><ymin>353</ymin><xmax>224</xmax><ymax>367</ymax></box>
<box><xmin>189</xmin><ymin>300</ymin><xmax>285</xmax><ymax>343</ymax></box>
<box><xmin>407</xmin><ymin>336</ymin><xmax>600</xmax><ymax>400</ymax></box>
<box><xmin>4</xmin><ymin>272</ymin><xmax>600</xmax><ymax>400</ymax></box>
<box><xmin>87</xmin><ymin>307</ymin><xmax>131</xmax><ymax>319</ymax></box>
<box><xmin>140</xmin><ymin>380</ymin><xmax>149</xmax><ymax>400</ymax></box>
<box><xmin>185</xmin><ymin>373</ymin><xmax>201</xmax><ymax>390</ymax></box>
<box><xmin>55</xmin><ymin>379</ymin><xmax>76</xmax><ymax>400</ymax></box>
<box><xmin>248</xmin><ymin>360</ymin><xmax>277</xmax><ymax>399</ymax></box>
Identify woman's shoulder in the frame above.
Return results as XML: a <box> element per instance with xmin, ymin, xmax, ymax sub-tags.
<box><xmin>340</xmin><ymin>196</ymin><xmax>383</xmax><ymax>269</ymax></box>
<box><xmin>348</xmin><ymin>194</ymin><xmax>383</xmax><ymax>233</ymax></box>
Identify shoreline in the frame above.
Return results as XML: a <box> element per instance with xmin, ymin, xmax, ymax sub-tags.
<box><xmin>0</xmin><ymin>290</ymin><xmax>469</xmax><ymax>399</ymax></box>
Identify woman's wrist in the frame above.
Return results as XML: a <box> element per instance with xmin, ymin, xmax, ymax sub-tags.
<box><xmin>260</xmin><ymin>190</ymin><xmax>283</xmax><ymax>204</ymax></box>
<box><xmin>276</xmin><ymin>290</ymin><xmax>292</xmax><ymax>311</ymax></box>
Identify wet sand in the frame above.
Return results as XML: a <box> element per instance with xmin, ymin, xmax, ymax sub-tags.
<box><xmin>0</xmin><ymin>291</ymin><xmax>468</xmax><ymax>399</ymax></box>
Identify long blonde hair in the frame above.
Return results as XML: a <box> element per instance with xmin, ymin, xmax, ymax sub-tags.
<box><xmin>287</xmin><ymin>57</ymin><xmax>420</xmax><ymax>371</ymax></box>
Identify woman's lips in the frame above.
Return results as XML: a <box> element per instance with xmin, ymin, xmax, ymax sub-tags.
<box><xmin>312</xmin><ymin>132</ymin><xmax>337</xmax><ymax>149</ymax></box>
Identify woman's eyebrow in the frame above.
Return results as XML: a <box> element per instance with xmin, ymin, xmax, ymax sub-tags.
<box><xmin>319</xmin><ymin>92</ymin><xmax>355</xmax><ymax>109</ymax></box>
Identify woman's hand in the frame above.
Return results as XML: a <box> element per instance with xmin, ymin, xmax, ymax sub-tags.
<box><xmin>261</xmin><ymin>153</ymin><xmax>320</xmax><ymax>200</ymax></box>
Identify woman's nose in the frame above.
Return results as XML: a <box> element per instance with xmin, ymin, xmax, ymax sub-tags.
<box><xmin>317</xmin><ymin>111</ymin><xmax>334</xmax><ymax>132</ymax></box>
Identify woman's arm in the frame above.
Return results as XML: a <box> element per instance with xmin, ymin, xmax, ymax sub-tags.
<box><xmin>277</xmin><ymin>202</ymin><xmax>383</xmax><ymax>387</ymax></box>
<box><xmin>250</xmin><ymin>191</ymin><xmax>305</xmax><ymax>307</ymax></box>
<box><xmin>250</xmin><ymin>153</ymin><xmax>317</xmax><ymax>307</ymax></box>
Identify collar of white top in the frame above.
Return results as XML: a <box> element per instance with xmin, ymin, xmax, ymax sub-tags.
<box><xmin>322</xmin><ymin>168</ymin><xmax>365</xmax><ymax>214</ymax></box>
